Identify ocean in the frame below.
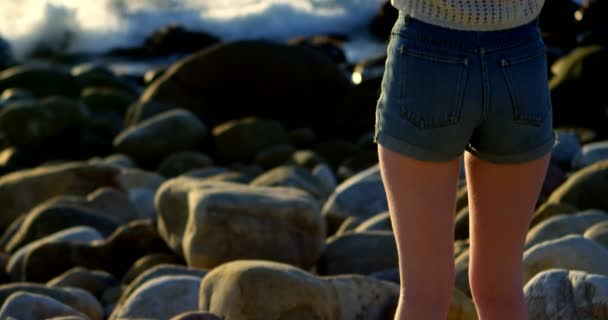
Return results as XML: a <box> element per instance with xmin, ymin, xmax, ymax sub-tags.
<box><xmin>0</xmin><ymin>0</ymin><xmax>388</xmax><ymax>64</ymax></box>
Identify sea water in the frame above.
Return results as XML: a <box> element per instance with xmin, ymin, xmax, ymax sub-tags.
<box><xmin>0</xmin><ymin>0</ymin><xmax>387</xmax><ymax>63</ymax></box>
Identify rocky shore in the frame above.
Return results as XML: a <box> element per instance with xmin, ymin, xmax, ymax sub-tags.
<box><xmin>0</xmin><ymin>0</ymin><xmax>607</xmax><ymax>319</ymax></box>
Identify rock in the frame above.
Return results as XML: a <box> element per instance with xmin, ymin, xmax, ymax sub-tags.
<box><xmin>114</xmin><ymin>109</ymin><xmax>208</xmax><ymax>163</ymax></box>
<box><xmin>525</xmin><ymin>209</ymin><xmax>608</xmax><ymax>249</ymax></box>
<box><xmin>313</xmin><ymin>140</ymin><xmax>357</xmax><ymax>169</ymax></box>
<box><xmin>85</xmin><ymin>187</ymin><xmax>143</xmax><ymax>223</ymax></box>
<box><xmin>318</xmin><ymin>231</ymin><xmax>398</xmax><ymax>275</ymax></box>
<box><xmin>71</xmin><ymin>63</ymin><xmax>138</xmax><ymax>94</ymax></box>
<box><xmin>127</xmin><ymin>40</ymin><xmax>351</xmax><ymax>140</ymax></box>
<box><xmin>7</xmin><ymin>226</ymin><xmax>103</xmax><ymax>281</ymax></box>
<box><xmin>584</xmin><ymin>220</ymin><xmax>608</xmax><ymax>249</ymax></box>
<box><xmin>573</xmin><ymin>140</ymin><xmax>608</xmax><ymax>169</ymax></box>
<box><xmin>529</xmin><ymin>199</ymin><xmax>580</xmax><ymax>228</ymax></box>
<box><xmin>524</xmin><ymin>269</ymin><xmax>608</xmax><ymax>320</ymax></box>
<box><xmin>119</xmin><ymin>264</ymin><xmax>207</xmax><ymax>308</ymax></box>
<box><xmin>547</xmin><ymin>159</ymin><xmax>608</xmax><ymax>212</ymax></box>
<box><xmin>115</xmin><ymin>168</ymin><xmax>166</xmax><ymax>191</ymax></box>
<box><xmin>5</xmin><ymin>199</ymin><xmax>120</xmax><ymax>253</ymax></box>
<box><xmin>48</xmin><ymin>267</ymin><xmax>120</xmax><ymax>300</ymax></box>
<box><xmin>22</xmin><ymin>220</ymin><xmax>172</xmax><ymax>282</ymax></box>
<box><xmin>156</xmin><ymin>178</ymin><xmax>325</xmax><ymax>268</ymax></box>
<box><xmin>288</xmin><ymin>35</ymin><xmax>347</xmax><ymax>64</ymax></box>
<box><xmin>122</xmin><ymin>253</ymin><xmax>184</xmax><ymax>284</ymax></box>
<box><xmin>0</xmin><ymin>65</ymin><xmax>81</xmax><ymax>98</ymax></box>
<box><xmin>164</xmin><ymin>180</ymin><xmax>325</xmax><ymax>269</ymax></box>
<box><xmin>334</xmin><ymin>216</ymin><xmax>364</xmax><ymax>236</ymax></box>
<box><xmin>0</xmin><ymin>161</ymin><xmax>119</xmax><ymax>230</ymax></box>
<box><xmin>250</xmin><ymin>165</ymin><xmax>332</xmax><ymax>201</ymax></box>
<box><xmin>0</xmin><ymin>96</ymin><xmax>90</xmax><ymax>147</ymax></box>
<box><xmin>539</xmin><ymin>162</ymin><xmax>568</xmax><ymax>204</ymax></box>
<box><xmin>354</xmin><ymin>211</ymin><xmax>392</xmax><ymax>232</ymax></box>
<box><xmin>157</xmin><ymin>152</ymin><xmax>214</xmax><ymax>178</ymax></box>
<box><xmin>454</xmin><ymin>249</ymin><xmax>471</xmax><ymax>297</ymax></box>
<box><xmin>81</xmin><ymin>87</ymin><xmax>137</xmax><ymax>114</ymax></box>
<box><xmin>287</xmin><ymin>149</ymin><xmax>329</xmax><ymax>170</ymax></box>
<box><xmin>312</xmin><ymin>163</ymin><xmax>337</xmax><ymax>191</ymax></box>
<box><xmin>109</xmin><ymin>275</ymin><xmax>201</xmax><ymax>320</ymax></box>
<box><xmin>0</xmin><ymin>88</ymin><xmax>34</xmax><ymax>103</ymax></box>
<box><xmin>523</xmin><ymin>234</ymin><xmax>608</xmax><ymax>283</ymax></box>
<box><xmin>253</xmin><ymin>144</ymin><xmax>296</xmax><ymax>170</ymax></box>
<box><xmin>99</xmin><ymin>154</ymin><xmax>136</xmax><ymax>169</ymax></box>
<box><xmin>550</xmin><ymin>45</ymin><xmax>608</xmax><ymax>137</ymax></box>
<box><xmin>322</xmin><ymin>164</ymin><xmax>387</xmax><ymax>235</ymax></box>
<box><xmin>0</xmin><ymin>284</ymin><xmax>102</xmax><ymax>320</ymax></box>
<box><xmin>211</xmin><ymin>117</ymin><xmax>291</xmax><ymax>163</ymax></box>
<box><xmin>170</xmin><ymin>311</ymin><xmax>223</xmax><ymax>320</ymax></box>
<box><xmin>454</xmin><ymin>207</ymin><xmax>469</xmax><ymax>240</ymax></box>
<box><xmin>337</xmin><ymin>147</ymin><xmax>379</xmax><ymax>180</ymax></box>
<box><xmin>199</xmin><ymin>259</ymin><xmax>399</xmax><ymax>320</ymax></box>
<box><xmin>110</xmin><ymin>24</ymin><xmax>220</xmax><ymax>58</ymax></box>
<box><xmin>550</xmin><ymin>130</ymin><xmax>581</xmax><ymax>168</ymax></box>
<box><xmin>0</xmin><ymin>292</ymin><xmax>88</xmax><ymax>320</ymax></box>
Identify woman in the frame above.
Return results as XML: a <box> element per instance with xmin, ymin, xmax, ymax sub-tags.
<box><xmin>374</xmin><ymin>1</ymin><xmax>560</xmax><ymax>319</ymax></box>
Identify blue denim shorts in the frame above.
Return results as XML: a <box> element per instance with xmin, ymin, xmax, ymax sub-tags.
<box><xmin>374</xmin><ymin>12</ymin><xmax>560</xmax><ymax>163</ymax></box>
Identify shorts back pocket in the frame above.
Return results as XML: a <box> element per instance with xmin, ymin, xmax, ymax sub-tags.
<box><xmin>397</xmin><ymin>43</ymin><xmax>470</xmax><ymax>130</ymax></box>
<box><xmin>500</xmin><ymin>39</ymin><xmax>551</xmax><ymax>126</ymax></box>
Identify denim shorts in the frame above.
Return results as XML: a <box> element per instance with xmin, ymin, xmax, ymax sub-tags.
<box><xmin>374</xmin><ymin>12</ymin><xmax>560</xmax><ymax>163</ymax></box>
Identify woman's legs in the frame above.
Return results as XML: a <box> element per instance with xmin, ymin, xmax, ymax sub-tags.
<box><xmin>378</xmin><ymin>145</ymin><xmax>462</xmax><ymax>320</ymax></box>
<box><xmin>465</xmin><ymin>151</ymin><xmax>552</xmax><ymax>320</ymax></box>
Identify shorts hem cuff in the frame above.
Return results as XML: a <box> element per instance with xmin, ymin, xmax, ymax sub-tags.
<box><xmin>374</xmin><ymin>130</ymin><xmax>462</xmax><ymax>162</ymax></box>
<box><xmin>465</xmin><ymin>132</ymin><xmax>557</xmax><ymax>164</ymax></box>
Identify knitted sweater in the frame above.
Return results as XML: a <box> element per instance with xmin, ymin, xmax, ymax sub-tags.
<box><xmin>391</xmin><ymin>0</ymin><xmax>546</xmax><ymax>31</ymax></box>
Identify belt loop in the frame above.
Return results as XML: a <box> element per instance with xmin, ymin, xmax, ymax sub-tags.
<box><xmin>534</xmin><ymin>15</ymin><xmax>540</xmax><ymax>27</ymax></box>
<box><xmin>404</xmin><ymin>14</ymin><xmax>411</xmax><ymax>26</ymax></box>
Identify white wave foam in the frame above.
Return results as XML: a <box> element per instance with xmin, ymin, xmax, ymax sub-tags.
<box><xmin>0</xmin><ymin>0</ymin><xmax>385</xmax><ymax>59</ymax></box>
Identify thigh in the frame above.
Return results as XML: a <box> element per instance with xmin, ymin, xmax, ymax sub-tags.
<box><xmin>464</xmin><ymin>150</ymin><xmax>552</xmax><ymax>285</ymax></box>
<box><xmin>378</xmin><ymin>145</ymin><xmax>462</xmax><ymax>291</ymax></box>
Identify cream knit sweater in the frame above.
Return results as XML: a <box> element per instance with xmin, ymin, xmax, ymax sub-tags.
<box><xmin>391</xmin><ymin>0</ymin><xmax>546</xmax><ymax>31</ymax></box>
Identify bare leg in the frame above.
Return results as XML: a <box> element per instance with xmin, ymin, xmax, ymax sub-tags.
<box><xmin>465</xmin><ymin>151</ymin><xmax>551</xmax><ymax>320</ymax></box>
<box><xmin>378</xmin><ymin>145</ymin><xmax>462</xmax><ymax>320</ymax></box>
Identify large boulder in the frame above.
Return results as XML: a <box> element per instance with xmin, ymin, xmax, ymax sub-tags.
<box><xmin>156</xmin><ymin>178</ymin><xmax>325</xmax><ymax>269</ymax></box>
<box><xmin>199</xmin><ymin>259</ymin><xmax>399</xmax><ymax>320</ymax></box>
<box><xmin>127</xmin><ymin>40</ymin><xmax>351</xmax><ymax>139</ymax></box>
<box><xmin>524</xmin><ymin>269</ymin><xmax>608</xmax><ymax>320</ymax></box>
